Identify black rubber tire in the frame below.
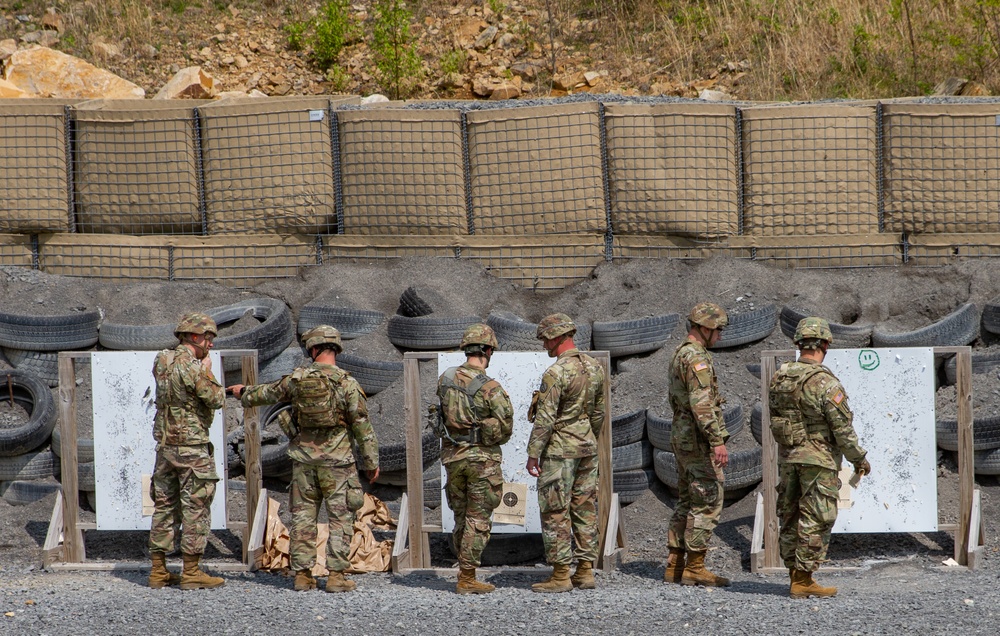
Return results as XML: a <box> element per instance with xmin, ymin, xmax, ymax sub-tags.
<box><xmin>779</xmin><ymin>306</ymin><xmax>873</xmax><ymax>349</ymax></box>
<box><xmin>210</xmin><ymin>298</ymin><xmax>295</xmax><ymax>365</ymax></box>
<box><xmin>254</xmin><ymin>403</ymin><xmax>293</xmax><ymax>477</ymax></box>
<box><xmin>226</xmin><ymin>429</ymin><xmax>243</xmax><ymax>472</ymax></box>
<box><xmin>484</xmin><ymin>310</ymin><xmax>591</xmax><ymax>352</ymax></box>
<box><xmin>387</xmin><ymin>315</ymin><xmax>481</xmax><ymax>350</ymax></box>
<box><xmin>592</xmin><ymin>314</ymin><xmax>680</xmax><ymax>357</ymax></box>
<box><xmin>378</xmin><ymin>432</ymin><xmax>441</xmax><ymax>473</ymax></box>
<box><xmin>0</xmin><ymin>370</ymin><xmax>58</xmax><ymax>457</ymax></box>
<box><xmin>942</xmin><ymin>351</ymin><xmax>1000</xmax><ymax>386</ymax></box>
<box><xmin>468</xmin><ymin>533</ymin><xmax>545</xmax><ymax>566</ymax></box>
<box><xmin>611</xmin><ymin>408</ymin><xmax>646</xmax><ymax>447</ymax></box>
<box><xmin>1</xmin><ymin>479</ymin><xmax>61</xmax><ymax>505</ymax></box>
<box><xmin>423</xmin><ymin>477</ymin><xmax>442</xmax><ymax>509</ymax></box>
<box><xmin>746</xmin><ymin>362</ymin><xmax>762</xmax><ymax>380</ymax></box>
<box><xmin>872</xmin><ymin>303</ymin><xmax>980</xmax><ymax>348</ymax></box>
<box><xmin>653</xmin><ymin>447</ymin><xmax>762</xmax><ymax>492</ymax></box>
<box><xmin>257</xmin><ymin>344</ymin><xmax>308</xmax><ymax>384</ymax></box>
<box><xmin>335</xmin><ymin>354</ymin><xmax>403</xmax><ymax>397</ymax></box>
<box><xmin>2</xmin><ymin>348</ymin><xmax>60</xmax><ymax>387</ymax></box>
<box><xmin>750</xmin><ymin>402</ymin><xmax>763</xmax><ymax>445</ymax></box>
<box><xmin>936</xmin><ymin>416</ymin><xmax>1000</xmax><ymax>452</ymax></box>
<box><xmin>710</xmin><ymin>304</ymin><xmax>777</xmax><ymax>349</ymax></box>
<box><xmin>50</xmin><ymin>426</ymin><xmax>96</xmax><ymax>464</ymax></box>
<box><xmin>398</xmin><ymin>286</ymin><xmax>447</xmax><ymax>318</ymax></box>
<box><xmin>973</xmin><ymin>448</ymin><xmax>1000</xmax><ymax>475</ymax></box>
<box><xmin>982</xmin><ymin>300</ymin><xmax>1000</xmax><ymax>336</ymax></box>
<box><xmin>645</xmin><ymin>405</ymin><xmax>742</xmax><ymax>451</ymax></box>
<box><xmin>98</xmin><ymin>321</ymin><xmax>177</xmax><ymax>351</ymax></box>
<box><xmin>612</xmin><ymin>440</ymin><xmax>653</xmax><ymax>471</ymax></box>
<box><xmin>78</xmin><ymin>462</ymin><xmax>95</xmax><ymax>490</ymax></box>
<box><xmin>0</xmin><ymin>309</ymin><xmax>101</xmax><ymax>351</ymax></box>
<box><xmin>0</xmin><ymin>450</ymin><xmax>58</xmax><ymax>481</ymax></box>
<box><xmin>613</xmin><ymin>468</ymin><xmax>652</xmax><ymax>504</ymax></box>
<box><xmin>297</xmin><ymin>304</ymin><xmax>385</xmax><ymax>340</ymax></box>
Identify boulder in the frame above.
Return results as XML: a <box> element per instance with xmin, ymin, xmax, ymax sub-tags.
<box><xmin>3</xmin><ymin>46</ymin><xmax>145</xmax><ymax>98</ymax></box>
<box><xmin>153</xmin><ymin>66</ymin><xmax>215</xmax><ymax>99</ymax></box>
<box><xmin>474</xmin><ymin>25</ymin><xmax>499</xmax><ymax>50</ymax></box>
<box><xmin>0</xmin><ymin>39</ymin><xmax>16</xmax><ymax>61</ymax></box>
<box><xmin>0</xmin><ymin>78</ymin><xmax>27</xmax><ymax>98</ymax></box>
<box><xmin>489</xmin><ymin>83</ymin><xmax>521</xmax><ymax>100</ymax></box>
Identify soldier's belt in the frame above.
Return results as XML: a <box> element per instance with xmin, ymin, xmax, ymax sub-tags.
<box><xmin>447</xmin><ymin>427</ymin><xmax>482</xmax><ymax>445</ymax></box>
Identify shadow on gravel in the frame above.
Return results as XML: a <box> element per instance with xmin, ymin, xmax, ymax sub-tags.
<box><xmin>392</xmin><ymin>571</ymin><xmax>538</xmax><ymax>591</ymax></box>
<box><xmin>727</xmin><ymin>579</ymin><xmax>789</xmax><ymax>597</ymax></box>
<box><xmin>393</xmin><ymin>572</ymin><xmax>459</xmax><ymax>591</ymax></box>
<box><xmin>25</xmin><ymin>521</ymin><xmax>49</xmax><ymax>547</ymax></box>
<box><xmin>620</xmin><ymin>560</ymin><xmax>664</xmax><ymax>580</ymax></box>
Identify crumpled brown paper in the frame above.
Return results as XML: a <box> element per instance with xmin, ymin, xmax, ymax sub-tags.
<box><xmin>260</xmin><ymin>493</ymin><xmax>397</xmax><ymax>574</ymax></box>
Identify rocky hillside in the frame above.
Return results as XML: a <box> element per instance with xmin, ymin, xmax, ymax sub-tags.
<box><xmin>0</xmin><ymin>0</ymin><xmax>996</xmax><ymax>101</ymax></box>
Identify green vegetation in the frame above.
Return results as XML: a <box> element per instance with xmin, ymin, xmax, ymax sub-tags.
<box><xmin>371</xmin><ymin>0</ymin><xmax>422</xmax><ymax>99</ymax></box>
<box><xmin>439</xmin><ymin>48</ymin><xmax>467</xmax><ymax>76</ymax></box>
<box><xmin>310</xmin><ymin>0</ymin><xmax>355</xmax><ymax>71</ymax></box>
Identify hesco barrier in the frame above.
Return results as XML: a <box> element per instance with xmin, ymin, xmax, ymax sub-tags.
<box><xmin>1</xmin><ymin>95</ymin><xmax>999</xmax><ymax>289</ymax></box>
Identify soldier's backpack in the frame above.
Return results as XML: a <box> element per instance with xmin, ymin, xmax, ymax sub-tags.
<box><xmin>432</xmin><ymin>367</ymin><xmax>491</xmax><ymax>444</ymax></box>
<box><xmin>768</xmin><ymin>363</ymin><xmax>825</xmax><ymax>446</ymax></box>
<box><xmin>291</xmin><ymin>366</ymin><xmax>344</xmax><ymax>429</ymax></box>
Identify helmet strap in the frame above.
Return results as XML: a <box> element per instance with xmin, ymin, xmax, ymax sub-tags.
<box><xmin>181</xmin><ymin>335</ymin><xmax>209</xmax><ymax>358</ymax></box>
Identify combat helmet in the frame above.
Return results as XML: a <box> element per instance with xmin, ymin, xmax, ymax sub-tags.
<box><xmin>536</xmin><ymin>313</ymin><xmax>577</xmax><ymax>340</ymax></box>
<box><xmin>460</xmin><ymin>323</ymin><xmax>499</xmax><ymax>351</ymax></box>
<box><xmin>688</xmin><ymin>302</ymin><xmax>729</xmax><ymax>330</ymax></box>
<box><xmin>174</xmin><ymin>312</ymin><xmax>218</xmax><ymax>338</ymax></box>
<box><xmin>793</xmin><ymin>317</ymin><xmax>833</xmax><ymax>349</ymax></box>
<box><xmin>301</xmin><ymin>325</ymin><xmax>343</xmax><ymax>353</ymax></box>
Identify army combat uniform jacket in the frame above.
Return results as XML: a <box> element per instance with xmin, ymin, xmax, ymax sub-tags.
<box><xmin>152</xmin><ymin>344</ymin><xmax>225</xmax><ymax>446</ymax></box>
<box><xmin>240</xmin><ymin>362</ymin><xmax>378</xmax><ymax>471</ymax></box>
<box><xmin>527</xmin><ymin>348</ymin><xmax>606</xmax><ymax>460</ymax></box>
<box><xmin>668</xmin><ymin>338</ymin><xmax>728</xmax><ymax>453</ymax></box>
<box><xmin>437</xmin><ymin>361</ymin><xmax>514</xmax><ymax>465</ymax></box>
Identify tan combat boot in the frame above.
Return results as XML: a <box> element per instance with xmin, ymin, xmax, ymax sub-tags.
<box><xmin>680</xmin><ymin>551</ymin><xmax>731</xmax><ymax>587</ymax></box>
<box><xmin>179</xmin><ymin>553</ymin><xmax>225</xmax><ymax>590</ymax></box>
<box><xmin>325</xmin><ymin>571</ymin><xmax>357</xmax><ymax>593</ymax></box>
<box><xmin>148</xmin><ymin>551</ymin><xmax>181</xmax><ymax>589</ymax></box>
<box><xmin>663</xmin><ymin>548</ymin><xmax>686</xmax><ymax>584</ymax></box>
<box><xmin>294</xmin><ymin>569</ymin><xmax>317</xmax><ymax>591</ymax></box>
<box><xmin>456</xmin><ymin>567</ymin><xmax>496</xmax><ymax>594</ymax></box>
<box><xmin>570</xmin><ymin>560</ymin><xmax>596</xmax><ymax>589</ymax></box>
<box><xmin>790</xmin><ymin>569</ymin><xmax>837</xmax><ymax>598</ymax></box>
<box><xmin>531</xmin><ymin>564</ymin><xmax>573</xmax><ymax>593</ymax></box>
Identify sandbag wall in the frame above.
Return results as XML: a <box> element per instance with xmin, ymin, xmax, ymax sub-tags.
<box><xmin>2</xmin><ymin>96</ymin><xmax>1000</xmax><ymax>289</ymax></box>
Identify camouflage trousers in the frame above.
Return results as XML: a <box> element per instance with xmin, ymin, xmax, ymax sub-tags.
<box><xmin>777</xmin><ymin>462</ymin><xmax>839</xmax><ymax>572</ymax></box>
<box><xmin>148</xmin><ymin>444</ymin><xmax>218</xmax><ymax>556</ymax></box>
<box><xmin>445</xmin><ymin>458</ymin><xmax>503</xmax><ymax>569</ymax></box>
<box><xmin>290</xmin><ymin>462</ymin><xmax>364</xmax><ymax>573</ymax></box>
<box><xmin>667</xmin><ymin>448</ymin><xmax>723</xmax><ymax>552</ymax></box>
<box><xmin>537</xmin><ymin>455</ymin><xmax>599</xmax><ymax>566</ymax></box>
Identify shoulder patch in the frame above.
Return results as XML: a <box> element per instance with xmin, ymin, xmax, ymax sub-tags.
<box><xmin>694</xmin><ymin>362</ymin><xmax>708</xmax><ymax>372</ymax></box>
<box><xmin>539</xmin><ymin>379</ymin><xmax>550</xmax><ymax>394</ymax></box>
<box><xmin>832</xmin><ymin>390</ymin><xmax>845</xmax><ymax>405</ymax></box>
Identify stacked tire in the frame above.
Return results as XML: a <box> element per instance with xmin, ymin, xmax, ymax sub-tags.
<box><xmin>611</xmin><ymin>409</ymin><xmax>652</xmax><ymax>504</ymax></box>
<box><xmin>0</xmin><ymin>370</ymin><xmax>61</xmax><ymax>506</ymax></box>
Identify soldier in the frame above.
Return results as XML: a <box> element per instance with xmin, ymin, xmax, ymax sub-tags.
<box><xmin>229</xmin><ymin>325</ymin><xmax>379</xmax><ymax>593</ymax></box>
<box><xmin>436</xmin><ymin>324</ymin><xmax>514</xmax><ymax>594</ymax></box>
<box><xmin>526</xmin><ymin>313</ymin><xmax>606</xmax><ymax>593</ymax></box>
<box><xmin>148</xmin><ymin>312</ymin><xmax>227</xmax><ymax>590</ymax></box>
<box><xmin>665</xmin><ymin>302</ymin><xmax>731</xmax><ymax>587</ymax></box>
<box><xmin>769</xmin><ymin>317</ymin><xmax>870</xmax><ymax>598</ymax></box>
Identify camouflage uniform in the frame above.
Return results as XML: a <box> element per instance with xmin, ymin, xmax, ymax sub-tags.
<box><xmin>438</xmin><ymin>361</ymin><xmax>514</xmax><ymax>569</ymax></box>
<box><xmin>240</xmin><ymin>361</ymin><xmax>378</xmax><ymax>573</ymax></box>
<box><xmin>148</xmin><ymin>343</ymin><xmax>226</xmax><ymax>556</ymax></box>
<box><xmin>528</xmin><ymin>345</ymin><xmax>607</xmax><ymax>566</ymax></box>
<box><xmin>770</xmin><ymin>358</ymin><xmax>866</xmax><ymax>572</ymax></box>
<box><xmin>667</xmin><ymin>337</ymin><xmax>729</xmax><ymax>552</ymax></box>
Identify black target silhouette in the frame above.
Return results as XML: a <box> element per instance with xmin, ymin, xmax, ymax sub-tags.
<box><xmin>502</xmin><ymin>491</ymin><xmax>519</xmax><ymax>508</ymax></box>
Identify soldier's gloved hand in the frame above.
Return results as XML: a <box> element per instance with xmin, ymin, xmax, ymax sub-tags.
<box><xmin>853</xmin><ymin>457</ymin><xmax>871</xmax><ymax>476</ymax></box>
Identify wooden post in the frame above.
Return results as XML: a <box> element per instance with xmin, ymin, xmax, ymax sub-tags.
<box><xmin>403</xmin><ymin>354</ymin><xmax>426</xmax><ymax>568</ymax></box>
<box><xmin>955</xmin><ymin>347</ymin><xmax>973</xmax><ymax>565</ymax></box>
<box><xmin>595</xmin><ymin>351</ymin><xmax>614</xmax><ymax>570</ymax></box>
<box><xmin>56</xmin><ymin>354</ymin><xmax>83</xmax><ymax>563</ymax></box>
<box><xmin>241</xmin><ymin>353</ymin><xmax>260</xmax><ymax>565</ymax></box>
<box><xmin>760</xmin><ymin>350</ymin><xmax>786</xmax><ymax>570</ymax></box>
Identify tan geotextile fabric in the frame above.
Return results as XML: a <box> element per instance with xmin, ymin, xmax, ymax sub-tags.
<box><xmin>73</xmin><ymin>100</ymin><xmax>208</xmax><ymax>234</ymax></box>
<box><xmin>36</xmin><ymin>233</ymin><xmax>172</xmax><ymax>279</ymax></box>
<box><xmin>0</xmin><ymin>100</ymin><xmax>73</xmax><ymax>232</ymax></box>
<box><xmin>338</xmin><ymin>109</ymin><xmax>467</xmax><ymax>235</ymax></box>
<box><xmin>170</xmin><ymin>235</ymin><xmax>316</xmax><ymax>286</ymax></box>
<box><xmin>604</xmin><ymin>104</ymin><xmax>738</xmax><ymax>238</ymax></box>
<box><xmin>459</xmin><ymin>235</ymin><xmax>606</xmax><ymax>290</ymax></box>
<box><xmin>321</xmin><ymin>234</ymin><xmax>459</xmax><ymax>260</ymax></box>
<box><xmin>612</xmin><ymin>234</ymin><xmax>738</xmax><ymax>260</ymax></box>
<box><xmin>905</xmin><ymin>233</ymin><xmax>1000</xmax><ymax>264</ymax></box>
<box><xmin>260</xmin><ymin>494</ymin><xmax>396</xmax><ymax>574</ymax></box>
<box><xmin>0</xmin><ymin>234</ymin><xmax>35</xmax><ymax>268</ymax></box>
<box><xmin>741</xmin><ymin>105</ymin><xmax>879</xmax><ymax>236</ymax></box>
<box><xmin>199</xmin><ymin>97</ymin><xmax>355</xmax><ymax>235</ymax></box>
<box><xmin>466</xmin><ymin>103</ymin><xmax>606</xmax><ymax>235</ymax></box>
<box><xmin>728</xmin><ymin>234</ymin><xmax>901</xmax><ymax>267</ymax></box>
<box><xmin>882</xmin><ymin>104</ymin><xmax>1000</xmax><ymax>233</ymax></box>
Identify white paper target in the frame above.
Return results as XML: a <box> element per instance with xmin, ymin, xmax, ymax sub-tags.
<box><xmin>91</xmin><ymin>351</ymin><xmax>227</xmax><ymax>531</ymax></box>
<box><xmin>439</xmin><ymin>351</ymin><xmax>553</xmax><ymax>534</ymax></box>
<box><xmin>819</xmin><ymin>348</ymin><xmax>938</xmax><ymax>533</ymax></box>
